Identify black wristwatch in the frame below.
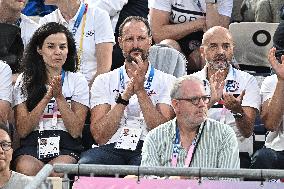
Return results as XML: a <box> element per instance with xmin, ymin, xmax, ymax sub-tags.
<box><xmin>115</xmin><ymin>93</ymin><xmax>129</xmax><ymax>106</ymax></box>
<box><xmin>232</xmin><ymin>112</ymin><xmax>243</xmax><ymax>119</ymax></box>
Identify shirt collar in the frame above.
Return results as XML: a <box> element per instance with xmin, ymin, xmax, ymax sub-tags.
<box><xmin>57</xmin><ymin>1</ymin><xmax>84</xmax><ymax>24</ymax></box>
<box><xmin>202</xmin><ymin>64</ymin><xmax>235</xmax><ymax>81</ymax></box>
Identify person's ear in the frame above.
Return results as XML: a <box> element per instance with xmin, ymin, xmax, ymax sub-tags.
<box><xmin>37</xmin><ymin>47</ymin><xmax>42</xmax><ymax>55</ymax></box>
<box><xmin>118</xmin><ymin>37</ymin><xmax>123</xmax><ymax>49</ymax></box>
<box><xmin>200</xmin><ymin>46</ymin><xmax>205</xmax><ymax>58</ymax></box>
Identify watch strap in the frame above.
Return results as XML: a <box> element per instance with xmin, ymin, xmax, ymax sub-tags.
<box><xmin>115</xmin><ymin>93</ymin><xmax>129</xmax><ymax>106</ymax></box>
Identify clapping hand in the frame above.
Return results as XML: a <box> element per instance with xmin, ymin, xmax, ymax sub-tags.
<box><xmin>223</xmin><ymin>90</ymin><xmax>245</xmax><ymax>113</ymax></box>
<box><xmin>49</xmin><ymin>75</ymin><xmax>63</xmax><ymax>99</ymax></box>
<box><xmin>127</xmin><ymin>55</ymin><xmax>147</xmax><ymax>94</ymax></box>
<box><xmin>209</xmin><ymin>70</ymin><xmax>225</xmax><ymax>104</ymax></box>
<box><xmin>268</xmin><ymin>47</ymin><xmax>284</xmax><ymax>80</ymax></box>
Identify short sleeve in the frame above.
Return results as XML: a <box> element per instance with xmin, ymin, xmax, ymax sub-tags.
<box><xmin>13</xmin><ymin>73</ymin><xmax>26</xmax><ymax>107</ymax></box>
<box><xmin>260</xmin><ymin>75</ymin><xmax>277</xmax><ymax>103</ymax></box>
<box><xmin>150</xmin><ymin>0</ymin><xmax>172</xmax><ymax>12</ymax></box>
<box><xmin>0</xmin><ymin>62</ymin><xmax>12</xmax><ymax>103</ymax></box>
<box><xmin>71</xmin><ymin>73</ymin><xmax>90</xmax><ymax>107</ymax></box>
<box><xmin>93</xmin><ymin>7</ymin><xmax>115</xmax><ymax>44</ymax></box>
<box><xmin>241</xmin><ymin>75</ymin><xmax>261</xmax><ymax>111</ymax></box>
<box><xmin>90</xmin><ymin>73</ymin><xmax>112</xmax><ymax>109</ymax></box>
<box><xmin>156</xmin><ymin>74</ymin><xmax>176</xmax><ymax>105</ymax></box>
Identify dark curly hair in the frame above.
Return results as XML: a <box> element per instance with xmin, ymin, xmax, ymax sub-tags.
<box><xmin>21</xmin><ymin>22</ymin><xmax>78</xmax><ymax>112</ymax></box>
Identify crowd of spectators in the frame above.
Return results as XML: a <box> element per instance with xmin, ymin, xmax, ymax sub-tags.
<box><xmin>0</xmin><ymin>0</ymin><xmax>284</xmax><ymax>187</ymax></box>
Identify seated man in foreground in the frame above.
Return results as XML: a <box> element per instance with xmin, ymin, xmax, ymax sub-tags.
<box><xmin>141</xmin><ymin>75</ymin><xmax>240</xmax><ymax>169</ymax></box>
<box><xmin>79</xmin><ymin>16</ymin><xmax>176</xmax><ymax>165</ymax></box>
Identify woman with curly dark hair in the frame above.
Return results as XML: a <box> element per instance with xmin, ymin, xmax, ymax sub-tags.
<box><xmin>13</xmin><ymin>22</ymin><xmax>89</xmax><ymax>177</ymax></box>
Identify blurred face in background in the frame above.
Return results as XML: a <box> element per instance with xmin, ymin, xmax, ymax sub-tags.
<box><xmin>0</xmin><ymin>0</ymin><xmax>26</xmax><ymax>12</ymax></box>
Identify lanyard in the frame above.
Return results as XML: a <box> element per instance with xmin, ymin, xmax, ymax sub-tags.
<box><xmin>119</xmin><ymin>65</ymin><xmax>155</xmax><ymax>91</ymax></box>
<box><xmin>72</xmin><ymin>3</ymin><xmax>88</xmax><ymax>36</ymax></box>
<box><xmin>71</xmin><ymin>3</ymin><xmax>88</xmax><ymax>70</ymax></box>
<box><xmin>171</xmin><ymin>121</ymin><xmax>205</xmax><ymax>167</ymax></box>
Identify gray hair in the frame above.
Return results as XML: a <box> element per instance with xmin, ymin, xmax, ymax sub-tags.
<box><xmin>170</xmin><ymin>75</ymin><xmax>204</xmax><ymax>99</ymax></box>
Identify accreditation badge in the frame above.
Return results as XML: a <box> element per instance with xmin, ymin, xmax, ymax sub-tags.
<box><xmin>38</xmin><ymin>136</ymin><xmax>60</xmax><ymax>159</ymax></box>
<box><xmin>115</xmin><ymin>127</ymin><xmax>142</xmax><ymax>151</ymax></box>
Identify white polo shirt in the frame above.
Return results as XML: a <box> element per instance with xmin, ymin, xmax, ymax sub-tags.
<box><xmin>13</xmin><ymin>71</ymin><xmax>89</xmax><ymax>131</ymax></box>
<box><xmin>192</xmin><ymin>65</ymin><xmax>261</xmax><ymax>155</ymax></box>
<box><xmin>150</xmin><ymin>0</ymin><xmax>233</xmax><ymax>23</ymax></box>
<box><xmin>261</xmin><ymin>74</ymin><xmax>284</xmax><ymax>151</ymax></box>
<box><xmin>20</xmin><ymin>14</ymin><xmax>39</xmax><ymax>48</ymax></box>
<box><xmin>39</xmin><ymin>2</ymin><xmax>115</xmax><ymax>84</ymax></box>
<box><xmin>90</xmin><ymin>63</ymin><xmax>176</xmax><ymax>144</ymax></box>
<box><xmin>0</xmin><ymin>61</ymin><xmax>12</xmax><ymax>103</ymax></box>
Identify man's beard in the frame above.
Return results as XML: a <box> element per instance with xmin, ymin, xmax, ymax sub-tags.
<box><xmin>124</xmin><ymin>48</ymin><xmax>149</xmax><ymax>63</ymax></box>
<box><xmin>206</xmin><ymin>54</ymin><xmax>231</xmax><ymax>70</ymax></box>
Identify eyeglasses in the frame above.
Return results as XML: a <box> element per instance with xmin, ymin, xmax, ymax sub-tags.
<box><xmin>0</xmin><ymin>141</ymin><xmax>12</xmax><ymax>151</ymax></box>
<box><xmin>176</xmin><ymin>95</ymin><xmax>211</xmax><ymax>106</ymax></box>
<box><xmin>275</xmin><ymin>49</ymin><xmax>284</xmax><ymax>63</ymax></box>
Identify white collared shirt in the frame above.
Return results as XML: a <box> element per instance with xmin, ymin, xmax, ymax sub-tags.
<box><xmin>0</xmin><ymin>61</ymin><xmax>12</xmax><ymax>103</ymax></box>
<box><xmin>90</xmin><ymin>63</ymin><xmax>176</xmax><ymax>143</ymax></box>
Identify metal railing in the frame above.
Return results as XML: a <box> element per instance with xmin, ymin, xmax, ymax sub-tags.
<box><xmin>25</xmin><ymin>164</ymin><xmax>284</xmax><ymax>189</ymax></box>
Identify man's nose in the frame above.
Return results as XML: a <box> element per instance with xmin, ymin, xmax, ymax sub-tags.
<box><xmin>217</xmin><ymin>46</ymin><xmax>225</xmax><ymax>54</ymax></box>
<box><xmin>197</xmin><ymin>98</ymin><xmax>206</xmax><ymax>107</ymax></box>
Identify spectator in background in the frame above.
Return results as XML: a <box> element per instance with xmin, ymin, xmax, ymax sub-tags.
<box><xmin>191</xmin><ymin>26</ymin><xmax>261</xmax><ymax>168</ymax></box>
<box><xmin>0</xmin><ymin>61</ymin><xmax>12</xmax><ymax>127</ymax></box>
<box><xmin>0</xmin><ymin>0</ymin><xmax>39</xmax><ymax>47</ymax></box>
<box><xmin>255</xmin><ymin>0</ymin><xmax>284</xmax><ymax>23</ymax></box>
<box><xmin>79</xmin><ymin>16</ymin><xmax>175</xmax><ymax>166</ymax></box>
<box><xmin>40</xmin><ymin>0</ymin><xmax>114</xmax><ymax>86</ymax></box>
<box><xmin>149</xmin><ymin>0</ymin><xmax>233</xmax><ymax>74</ymax></box>
<box><xmin>141</xmin><ymin>75</ymin><xmax>239</xmax><ymax>170</ymax></box>
<box><xmin>250</xmin><ymin>21</ymin><xmax>284</xmax><ymax>170</ymax></box>
<box><xmin>0</xmin><ymin>125</ymin><xmax>32</xmax><ymax>189</ymax></box>
<box><xmin>13</xmin><ymin>22</ymin><xmax>89</xmax><ymax>176</ymax></box>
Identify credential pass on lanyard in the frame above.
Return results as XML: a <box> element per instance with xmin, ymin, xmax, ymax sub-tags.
<box><xmin>72</xmin><ymin>3</ymin><xmax>88</xmax><ymax>68</ymax></box>
<box><xmin>171</xmin><ymin>122</ymin><xmax>205</xmax><ymax>167</ymax></box>
<box><xmin>119</xmin><ymin>65</ymin><xmax>155</xmax><ymax>91</ymax></box>
<box><xmin>51</xmin><ymin>70</ymin><xmax>66</xmax><ymax>127</ymax></box>
<box><xmin>72</xmin><ymin>3</ymin><xmax>88</xmax><ymax>36</ymax></box>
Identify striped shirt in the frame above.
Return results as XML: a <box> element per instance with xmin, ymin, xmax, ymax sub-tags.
<box><xmin>141</xmin><ymin>118</ymin><xmax>240</xmax><ymax>169</ymax></box>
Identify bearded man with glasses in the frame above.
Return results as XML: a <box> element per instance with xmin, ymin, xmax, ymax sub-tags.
<box><xmin>141</xmin><ymin>75</ymin><xmax>239</xmax><ymax>172</ymax></box>
<box><xmin>191</xmin><ymin>26</ymin><xmax>261</xmax><ymax>168</ymax></box>
<box><xmin>0</xmin><ymin>125</ymin><xmax>32</xmax><ymax>189</ymax></box>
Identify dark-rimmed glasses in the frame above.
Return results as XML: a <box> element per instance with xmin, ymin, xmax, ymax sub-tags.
<box><xmin>176</xmin><ymin>95</ymin><xmax>211</xmax><ymax>106</ymax></box>
<box><xmin>0</xmin><ymin>141</ymin><xmax>12</xmax><ymax>151</ymax></box>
